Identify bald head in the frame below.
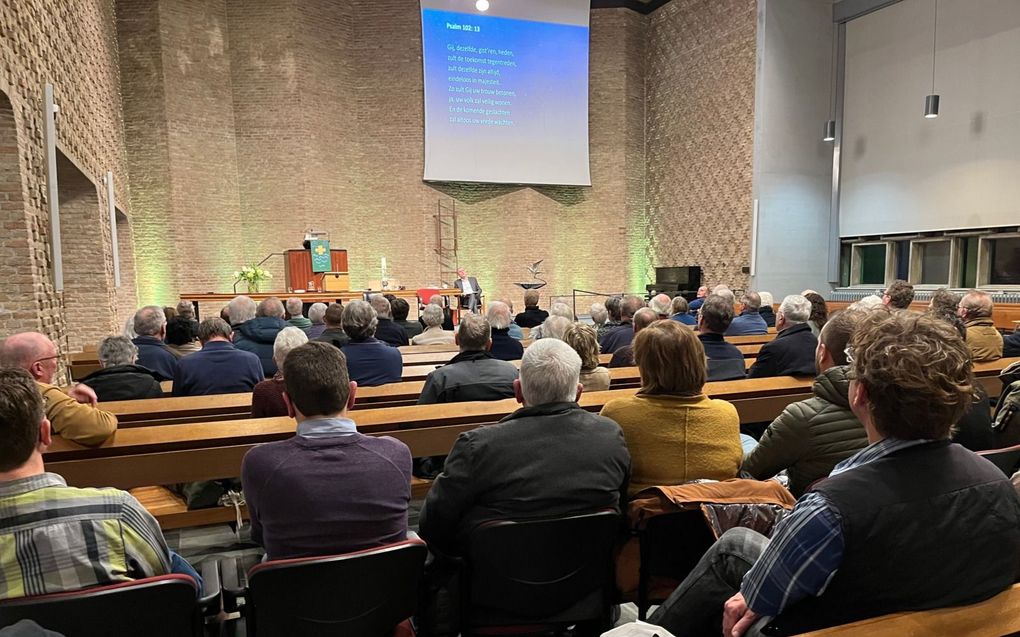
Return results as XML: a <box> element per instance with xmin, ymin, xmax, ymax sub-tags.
<box><xmin>649</xmin><ymin>294</ymin><xmax>672</xmax><ymax>317</ymax></box>
<box><xmin>0</xmin><ymin>332</ymin><xmax>58</xmax><ymax>384</ymax></box>
<box><xmin>633</xmin><ymin>307</ymin><xmax>658</xmax><ymax>333</ymax></box>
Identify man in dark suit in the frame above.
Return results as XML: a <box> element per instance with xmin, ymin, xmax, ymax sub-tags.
<box><xmin>419</xmin><ymin>338</ymin><xmax>630</xmax><ymax>554</ymax></box>
<box><xmin>174</xmin><ymin>318</ymin><xmax>264</xmax><ymax>396</ymax></box>
<box><xmin>748</xmin><ymin>294</ymin><xmax>818</xmax><ymax>379</ymax></box>
<box><xmin>454</xmin><ymin>268</ymin><xmax>482</xmax><ymax>314</ymax></box>
<box><xmin>369</xmin><ymin>294</ymin><xmax>409</xmax><ymax>347</ymax></box>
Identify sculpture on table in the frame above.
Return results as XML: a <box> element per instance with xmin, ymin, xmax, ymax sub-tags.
<box><xmin>517</xmin><ymin>260</ymin><xmax>547</xmax><ymax>290</ymax></box>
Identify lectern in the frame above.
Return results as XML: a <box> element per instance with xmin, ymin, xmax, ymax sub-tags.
<box><xmin>285</xmin><ymin>249</ymin><xmax>349</xmax><ymax>292</ymax></box>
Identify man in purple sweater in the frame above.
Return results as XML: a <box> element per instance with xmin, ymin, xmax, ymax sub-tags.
<box><xmin>241</xmin><ymin>341</ymin><xmax>412</xmax><ymax>560</ymax></box>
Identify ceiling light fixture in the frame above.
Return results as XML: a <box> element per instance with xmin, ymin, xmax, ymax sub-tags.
<box><xmin>476</xmin><ymin>0</ymin><xmax>489</xmax><ymax>11</ymax></box>
<box><xmin>823</xmin><ymin>24</ymin><xmax>837</xmax><ymax>142</ymax></box>
<box><xmin>925</xmin><ymin>0</ymin><xmax>940</xmax><ymax>118</ymax></box>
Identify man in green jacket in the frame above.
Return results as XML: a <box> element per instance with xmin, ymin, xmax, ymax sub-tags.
<box><xmin>741</xmin><ymin>310</ymin><xmax>869</xmax><ymax>497</ymax></box>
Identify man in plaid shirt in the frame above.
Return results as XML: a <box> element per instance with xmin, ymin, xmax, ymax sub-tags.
<box><xmin>0</xmin><ymin>368</ymin><xmax>200</xmax><ymax>600</ymax></box>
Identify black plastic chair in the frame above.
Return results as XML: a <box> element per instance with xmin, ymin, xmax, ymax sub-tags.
<box><xmin>221</xmin><ymin>538</ymin><xmax>428</xmax><ymax>637</ymax></box>
<box><xmin>635</xmin><ymin>510</ymin><xmax>716</xmax><ymax>620</ymax></box>
<box><xmin>0</xmin><ymin>572</ymin><xmax>218</xmax><ymax>637</ymax></box>
<box><xmin>978</xmin><ymin>443</ymin><xmax>1020</xmax><ymax>476</ymax></box>
<box><xmin>462</xmin><ymin>510</ymin><xmax>621</xmax><ymax>635</ymax></box>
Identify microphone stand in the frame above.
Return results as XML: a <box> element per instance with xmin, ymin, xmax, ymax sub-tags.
<box><xmin>232</xmin><ymin>252</ymin><xmax>285</xmax><ymax>294</ymax></box>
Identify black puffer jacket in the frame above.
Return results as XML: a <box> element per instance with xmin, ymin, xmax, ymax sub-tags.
<box><xmin>741</xmin><ymin>365</ymin><xmax>869</xmax><ymax>497</ymax></box>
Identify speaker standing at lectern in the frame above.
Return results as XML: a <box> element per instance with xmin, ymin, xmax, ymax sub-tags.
<box><xmin>454</xmin><ymin>268</ymin><xmax>482</xmax><ymax>314</ymax></box>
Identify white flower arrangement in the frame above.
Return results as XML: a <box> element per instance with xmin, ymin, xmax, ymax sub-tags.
<box><xmin>234</xmin><ymin>264</ymin><xmax>272</xmax><ymax>292</ymax></box>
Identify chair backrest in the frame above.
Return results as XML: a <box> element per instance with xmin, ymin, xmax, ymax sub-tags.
<box><xmin>0</xmin><ymin>575</ymin><xmax>201</xmax><ymax>637</ymax></box>
<box><xmin>977</xmin><ymin>443</ymin><xmax>1020</xmax><ymax>476</ymax></box>
<box><xmin>246</xmin><ymin>539</ymin><xmax>428</xmax><ymax>637</ymax></box>
<box><xmin>465</xmin><ymin>510</ymin><xmax>621</xmax><ymax>623</ymax></box>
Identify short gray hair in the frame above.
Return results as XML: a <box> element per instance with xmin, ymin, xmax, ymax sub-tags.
<box><xmin>98</xmin><ymin>336</ymin><xmax>137</xmax><ymax>367</ymax></box>
<box><xmin>198</xmin><ymin>317</ymin><xmax>233</xmax><ymax>342</ymax></box>
<box><xmin>712</xmin><ymin>286</ymin><xmax>735</xmax><ymax>305</ymax></box>
<box><xmin>742</xmin><ymin>291</ymin><xmax>761</xmax><ymax>311</ymax></box>
<box><xmin>759</xmin><ymin>291</ymin><xmax>774</xmax><ymax>308</ymax></box>
<box><xmin>549</xmin><ymin>302</ymin><xmax>573</xmax><ymax>320</ymax></box>
<box><xmin>519</xmin><ymin>338</ymin><xmax>581</xmax><ymax>406</ymax></box>
<box><xmin>175</xmin><ymin>300</ymin><xmax>195</xmax><ymax>320</ymax></box>
<box><xmin>540</xmin><ymin>315</ymin><xmax>572</xmax><ymax>341</ymax></box>
<box><xmin>133</xmin><ymin>306</ymin><xmax>166</xmax><ymax>337</ymax></box>
<box><xmin>848</xmin><ymin>295</ymin><xmax>884</xmax><ymax>311</ymax></box>
<box><xmin>486</xmin><ymin>301</ymin><xmax>512</xmax><ymax>330</ymax></box>
<box><xmin>648</xmin><ymin>294</ymin><xmax>671</xmax><ymax>316</ymax></box>
<box><xmin>285</xmin><ymin>297</ymin><xmax>304</xmax><ymax>318</ymax></box>
<box><xmin>258</xmin><ymin>297</ymin><xmax>285</xmax><ymax>319</ymax></box>
<box><xmin>422</xmin><ymin>304</ymin><xmax>445</xmax><ymax>327</ymax></box>
<box><xmin>590</xmin><ymin>303</ymin><xmax>608</xmax><ymax>326</ymax></box>
<box><xmin>369</xmin><ymin>294</ymin><xmax>392</xmax><ymax>319</ymax></box>
<box><xmin>342</xmin><ymin>300</ymin><xmax>378</xmax><ymax>340</ymax></box>
<box><xmin>227</xmin><ymin>296</ymin><xmax>257</xmax><ymax>324</ymax></box>
<box><xmin>274</xmin><ymin>326</ymin><xmax>309</xmax><ymax>368</ymax></box>
<box><xmin>779</xmin><ymin>294</ymin><xmax>812</xmax><ymax>324</ymax></box>
<box><xmin>458</xmin><ymin>314</ymin><xmax>491</xmax><ymax>351</ymax></box>
<box><xmin>308</xmin><ymin>302</ymin><xmax>327</xmax><ymax>324</ymax></box>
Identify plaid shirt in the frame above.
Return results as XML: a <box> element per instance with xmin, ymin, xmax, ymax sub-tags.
<box><xmin>740</xmin><ymin>438</ymin><xmax>930</xmax><ymax>616</ymax></box>
<box><xmin>0</xmin><ymin>473</ymin><xmax>172</xmax><ymax>600</ymax></box>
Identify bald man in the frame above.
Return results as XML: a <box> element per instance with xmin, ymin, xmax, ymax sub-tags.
<box><xmin>608</xmin><ymin>307</ymin><xmax>658</xmax><ymax>368</ymax></box>
<box><xmin>0</xmin><ymin>332</ymin><xmax>117</xmax><ymax>447</ymax></box>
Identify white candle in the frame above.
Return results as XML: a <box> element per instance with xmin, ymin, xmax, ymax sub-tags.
<box><xmin>381</xmin><ymin>257</ymin><xmax>386</xmax><ymax>271</ymax></box>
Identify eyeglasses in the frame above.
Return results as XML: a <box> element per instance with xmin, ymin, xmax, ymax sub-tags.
<box><xmin>843</xmin><ymin>345</ymin><xmax>855</xmax><ymax>364</ymax></box>
<box><xmin>32</xmin><ymin>355</ymin><xmax>59</xmax><ymax>365</ymax></box>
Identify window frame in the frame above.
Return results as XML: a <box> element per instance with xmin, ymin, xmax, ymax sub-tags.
<box><xmin>908</xmin><ymin>237</ymin><xmax>959</xmax><ymax>288</ymax></box>
<box><xmin>977</xmin><ymin>233</ymin><xmax>1020</xmax><ymax>290</ymax></box>
<box><xmin>850</xmin><ymin>241</ymin><xmax>896</xmax><ymax>288</ymax></box>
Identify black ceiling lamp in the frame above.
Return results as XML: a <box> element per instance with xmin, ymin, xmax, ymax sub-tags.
<box><xmin>925</xmin><ymin>0</ymin><xmax>940</xmax><ymax>118</ymax></box>
<box><xmin>823</xmin><ymin>23</ymin><xmax>837</xmax><ymax>142</ymax></box>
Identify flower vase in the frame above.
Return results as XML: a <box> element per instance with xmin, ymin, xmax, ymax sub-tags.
<box><xmin>247</xmin><ymin>281</ymin><xmax>260</xmax><ymax>294</ymax></box>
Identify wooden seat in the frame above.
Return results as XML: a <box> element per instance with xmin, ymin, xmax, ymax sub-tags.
<box><xmin>800</xmin><ymin>583</ymin><xmax>1020</xmax><ymax>636</ymax></box>
<box><xmin>128</xmin><ymin>486</ymin><xmax>247</xmax><ymax>531</ymax></box>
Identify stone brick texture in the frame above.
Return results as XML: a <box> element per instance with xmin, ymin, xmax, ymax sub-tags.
<box><xmin>2</xmin><ymin>0</ymin><xmax>755</xmax><ymax>349</ymax></box>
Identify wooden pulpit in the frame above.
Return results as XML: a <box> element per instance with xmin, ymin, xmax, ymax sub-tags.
<box><xmin>285</xmin><ymin>249</ymin><xmax>349</xmax><ymax>291</ymax></box>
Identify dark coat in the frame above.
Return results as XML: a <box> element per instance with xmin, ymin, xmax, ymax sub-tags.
<box><xmin>233</xmin><ymin>317</ymin><xmax>288</xmax><ymax>377</ymax></box>
<box><xmin>172</xmin><ymin>340</ymin><xmax>265</xmax><ymax>396</ymax></box>
<box><xmin>513</xmin><ymin>307</ymin><xmax>549</xmax><ymax>329</ymax></box>
<box><xmin>1005</xmin><ymin>331</ymin><xmax>1020</xmax><ymax>358</ymax></box>
<box><xmin>418</xmin><ymin>401</ymin><xmax>630</xmax><ymax>553</ymax></box>
<box><xmin>80</xmin><ymin>365</ymin><xmax>164</xmax><ymax>402</ymax></box>
<box><xmin>398</xmin><ymin>320</ymin><xmax>424</xmax><ymax>340</ymax></box>
<box><xmin>599</xmin><ymin>322</ymin><xmax>634</xmax><ymax>354</ymax></box>
<box><xmin>417</xmin><ymin>351</ymin><xmax>518</xmax><ymax>404</ymax></box>
<box><xmin>698</xmin><ymin>332</ymin><xmax>743</xmax><ymax>360</ymax></box>
<box><xmin>316</xmin><ymin>328</ymin><xmax>350</xmax><ymax>350</ymax></box>
<box><xmin>489</xmin><ymin>328</ymin><xmax>524</xmax><ymax>361</ymax></box>
<box><xmin>132</xmin><ymin>335</ymin><xmax>179</xmax><ymax>381</ymax></box>
<box><xmin>374</xmin><ymin>318</ymin><xmax>409</xmax><ymax>347</ymax></box>
<box><xmin>759</xmin><ymin>306</ymin><xmax>777</xmax><ymax>328</ymax></box>
<box><xmin>748</xmin><ymin>323</ymin><xmax>818</xmax><ymax>378</ymax></box>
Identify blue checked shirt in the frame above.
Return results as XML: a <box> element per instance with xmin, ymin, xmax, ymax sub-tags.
<box><xmin>740</xmin><ymin>437</ymin><xmax>931</xmax><ymax>617</ymax></box>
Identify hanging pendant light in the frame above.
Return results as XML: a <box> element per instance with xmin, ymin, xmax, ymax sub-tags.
<box><xmin>823</xmin><ymin>120</ymin><xmax>836</xmax><ymax>142</ymax></box>
<box><xmin>925</xmin><ymin>0</ymin><xmax>940</xmax><ymax>118</ymax></box>
<box><xmin>823</xmin><ymin>24</ymin><xmax>837</xmax><ymax>142</ymax></box>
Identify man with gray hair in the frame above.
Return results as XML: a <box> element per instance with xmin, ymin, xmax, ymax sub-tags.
<box><xmin>530</xmin><ymin>302</ymin><xmax>574</xmax><ymax>340</ymax></box>
<box><xmin>419</xmin><ymin>338</ymin><xmax>630</xmax><ymax>554</ymax></box>
<box><xmin>412</xmin><ymin>303</ymin><xmax>455</xmax><ymax>345</ymax></box>
<box><xmin>748</xmin><ymin>294</ymin><xmax>818</xmax><ymax>378</ymax></box>
<box><xmin>341</xmin><ymin>300</ymin><xmax>403</xmax><ymax>386</ymax></box>
<box><xmin>537</xmin><ymin>315</ymin><xmax>572</xmax><ymax>342</ymax></box>
<box><xmin>958</xmin><ymin>290</ymin><xmax>1003</xmax><ymax>362</ymax></box>
<box><xmin>486</xmin><ymin>301</ymin><xmax>524</xmax><ymax>361</ymax></box>
<box><xmin>80</xmin><ymin>336</ymin><xmax>164</xmax><ymax>402</ymax></box>
<box><xmin>648</xmin><ymin>293</ymin><xmax>672</xmax><ymax>319</ymax></box>
<box><xmin>306</xmin><ymin>302</ymin><xmax>328</xmax><ymax>339</ymax></box>
<box><xmin>234</xmin><ymin>296</ymin><xmax>288</xmax><ymax>377</ymax></box>
<box><xmin>227</xmin><ymin>295</ymin><xmax>257</xmax><ymax>327</ymax></box>
<box><xmin>131</xmin><ymin>305</ymin><xmax>179</xmax><ymax>381</ymax></box>
<box><xmin>609</xmin><ymin>307</ymin><xmax>658</xmax><ymax>368</ymax></box>
<box><xmin>599</xmin><ymin>295</ymin><xmax>646</xmax><ymax>354</ymax></box>
<box><xmin>590</xmin><ymin>302</ymin><xmax>608</xmax><ymax>331</ymax></box>
<box><xmin>726</xmin><ymin>291</ymin><xmax>769</xmax><ymax>336</ymax></box>
<box><xmin>419</xmin><ymin>314</ymin><xmax>519</xmax><ymax>405</ymax></box>
<box><xmin>285</xmin><ymin>297</ymin><xmax>312</xmax><ymax>331</ymax></box>
<box><xmin>173</xmin><ymin>318</ymin><xmax>264</xmax><ymax>396</ymax></box>
<box><xmin>369</xmin><ymin>294</ymin><xmax>409</xmax><ymax>347</ymax></box>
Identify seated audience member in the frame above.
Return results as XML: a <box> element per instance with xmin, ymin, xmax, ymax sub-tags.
<box><xmin>609</xmin><ymin>307</ymin><xmax>658</xmax><ymax>368</ymax></box>
<box><xmin>419</xmin><ymin>339</ymin><xmax>630</xmax><ymax>554</ymax></box>
<box><xmin>0</xmin><ymin>369</ymin><xmax>200</xmax><ymax>598</ymax></box>
<box><xmin>598</xmin><ymin>296</ymin><xmax>624</xmax><ymax>340</ymax></box>
<box><xmin>485</xmin><ymin>301</ymin><xmax>524</xmax><ymax>361</ymax></box>
<box><xmin>390</xmin><ymin>297</ymin><xmax>422</xmax><ymax>341</ymax></box>
<box><xmin>131</xmin><ymin>305</ymin><xmax>179</xmax><ymax>381</ymax></box>
<box><xmin>564</xmin><ymin>323</ymin><xmax>610</xmax><ymax>392</ymax></box>
<box><xmin>315</xmin><ymin>303</ymin><xmax>349</xmax><ymax>349</ymax></box>
<box><xmin>413</xmin><ymin>304</ymin><xmax>456</xmax><ymax>345</ymax></box>
<box><xmin>233</xmin><ymin>296</ymin><xmax>288</xmax><ymax>377</ymax></box>
<box><xmin>341</xmin><ymin>300</ymin><xmax>403</xmax><ymax>386</ymax></box>
<box><xmin>758</xmin><ymin>291</ymin><xmax>776</xmax><ymax>327</ymax></box>
<box><xmin>80</xmin><ymin>336</ymin><xmax>163</xmax><ymax>402</ymax></box>
<box><xmin>687</xmin><ymin>286</ymin><xmax>709</xmax><ymax>314</ymax></box>
<box><xmin>928</xmin><ymin>288</ymin><xmax>966</xmax><ymax>336</ymax></box>
<box><xmin>882</xmin><ymin>278</ymin><xmax>915</xmax><ymax>310</ymax></box>
<box><xmin>647</xmin><ymin>310</ymin><xmax>1020</xmax><ymax>637</ymax></box>
<box><xmin>726</xmin><ymin>291</ymin><xmax>769</xmax><ymax>336</ymax></box>
<box><xmin>748</xmin><ymin>295</ymin><xmax>818</xmax><ymax>378</ymax></box>
<box><xmin>370</xmin><ymin>294</ymin><xmax>409</xmax><ymax>347</ymax></box>
<box><xmin>531</xmin><ymin>302</ymin><xmax>573</xmax><ymax>340</ymax></box>
<box><xmin>805</xmin><ymin>293</ymin><xmax>829</xmax><ymax>337</ymax></box>
<box><xmin>513</xmin><ymin>288</ymin><xmax>549</xmax><ymax>328</ymax></box>
<box><xmin>162</xmin><ymin>306</ymin><xmax>177</xmax><ymax>322</ymax></box>
<box><xmin>698</xmin><ymin>295</ymin><xmax>743</xmax><ymax>361</ymax></box>
<box><xmin>420</xmin><ymin>294</ymin><xmax>455</xmax><ymax>331</ymax></box>
<box><xmin>958</xmin><ymin>290</ymin><xmax>1003</xmax><ymax>362</ymax></box>
<box><xmin>252</xmin><ymin>327</ymin><xmax>309</xmax><ymax>418</ymax></box>
<box><xmin>494</xmin><ymin>298</ymin><xmax>524</xmax><ymax>340</ymax></box>
<box><xmin>173</xmin><ymin>318</ymin><xmax>264</xmax><ymax>396</ymax></box>
<box><xmin>171</xmin><ymin>300</ymin><xmax>199</xmax><ymax>330</ymax></box>
<box><xmin>590</xmin><ymin>302</ymin><xmax>609</xmax><ymax>334</ymax></box>
<box><xmin>848</xmin><ymin>294</ymin><xmax>884</xmax><ymax>311</ymax></box>
<box><xmin>419</xmin><ymin>314</ymin><xmax>518</xmax><ymax>404</ymax></box>
<box><xmin>0</xmin><ymin>333</ymin><xmax>116</xmax><ymax>446</ymax></box>
<box><xmin>649</xmin><ymin>293</ymin><xmax>673</xmax><ymax>319</ymax></box>
<box><xmin>741</xmin><ymin>310</ymin><xmax>868</xmax><ymax>497</ymax></box>
<box><xmin>122</xmin><ymin>316</ymin><xmax>137</xmax><ymax>339</ymax></box>
<box><xmin>1005</xmin><ymin>328</ymin><xmax>1020</xmax><ymax>358</ymax></box>
<box><xmin>599</xmin><ymin>295</ymin><xmax>645</xmax><ymax>354</ymax></box>
<box><xmin>242</xmin><ymin>342</ymin><xmax>411</xmax><ymax>560</ymax></box>
<box><xmin>712</xmin><ymin>285</ymin><xmax>736</xmax><ymax>307</ymax></box>
<box><xmin>601</xmin><ymin>321</ymin><xmax>742</xmax><ymax>495</ymax></box>
<box><xmin>219</xmin><ymin>305</ymin><xmax>231</xmax><ymax>323</ymax></box>
<box><xmin>536</xmin><ymin>315</ymin><xmax>572</xmax><ymax>342</ymax></box>
<box><xmin>285</xmin><ymin>297</ymin><xmax>311</xmax><ymax>331</ymax></box>
<box><xmin>305</xmin><ymin>302</ymin><xmax>328</xmax><ymax>340</ymax></box>
<box><xmin>165</xmin><ymin>315</ymin><xmax>201</xmax><ymax>358</ymax></box>
<box><xmin>670</xmin><ymin>296</ymin><xmax>696</xmax><ymax>326</ymax></box>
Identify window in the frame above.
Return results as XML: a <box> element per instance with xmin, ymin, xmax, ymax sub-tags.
<box><xmin>909</xmin><ymin>239</ymin><xmax>953</xmax><ymax>286</ymax></box>
<box><xmin>839</xmin><ymin>243</ymin><xmax>852</xmax><ymax>287</ymax></box>
<box><xmin>960</xmin><ymin>237</ymin><xmax>979</xmax><ymax>289</ymax></box>
<box><xmin>853</xmin><ymin>243</ymin><xmax>888</xmax><ymax>286</ymax></box>
<box><xmin>989</xmin><ymin>236</ymin><xmax>1020</xmax><ymax>285</ymax></box>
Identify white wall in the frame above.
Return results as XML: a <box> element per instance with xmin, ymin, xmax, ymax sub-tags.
<box><xmin>840</xmin><ymin>0</ymin><xmax>1020</xmax><ymax>237</ymax></box>
<box><xmin>752</xmin><ymin>0</ymin><xmax>834</xmax><ymax>297</ymax></box>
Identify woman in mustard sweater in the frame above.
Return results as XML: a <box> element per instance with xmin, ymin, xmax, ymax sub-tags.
<box><xmin>600</xmin><ymin>319</ymin><xmax>742</xmax><ymax>496</ymax></box>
